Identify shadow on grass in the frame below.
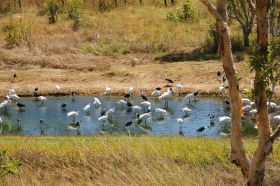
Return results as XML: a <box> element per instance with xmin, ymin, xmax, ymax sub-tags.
<box><xmin>155</xmin><ymin>48</ymin><xmax>220</xmax><ymax>63</ymax></box>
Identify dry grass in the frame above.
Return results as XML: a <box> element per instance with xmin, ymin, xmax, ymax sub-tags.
<box><xmin>0</xmin><ymin>136</ymin><xmax>279</xmax><ymax>185</ymax></box>
<box><xmin>0</xmin><ymin>2</ymin><xmax>279</xmax><ymax>98</ymax></box>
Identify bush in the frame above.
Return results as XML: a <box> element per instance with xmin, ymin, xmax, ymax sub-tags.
<box><xmin>165</xmin><ymin>0</ymin><xmax>195</xmax><ymax>22</ymax></box>
<box><xmin>65</xmin><ymin>0</ymin><xmax>83</xmax><ymax>30</ymax></box>
<box><xmin>0</xmin><ymin>151</ymin><xmax>21</xmax><ymax>181</ymax></box>
<box><xmin>231</xmin><ymin>33</ymin><xmax>245</xmax><ymax>52</ymax></box>
<box><xmin>203</xmin><ymin>24</ymin><xmax>219</xmax><ymax>53</ymax></box>
<box><xmin>44</xmin><ymin>0</ymin><xmax>61</xmax><ymax>24</ymax></box>
<box><xmin>2</xmin><ymin>17</ymin><xmax>34</xmax><ymax>49</ymax></box>
<box><xmin>204</xmin><ymin>25</ymin><xmax>245</xmax><ymax>53</ymax></box>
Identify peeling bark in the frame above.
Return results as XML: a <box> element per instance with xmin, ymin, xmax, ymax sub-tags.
<box><xmin>247</xmin><ymin>0</ymin><xmax>272</xmax><ymax>185</ymax></box>
<box><xmin>199</xmin><ymin>0</ymin><xmax>250</xmax><ymax>178</ymax></box>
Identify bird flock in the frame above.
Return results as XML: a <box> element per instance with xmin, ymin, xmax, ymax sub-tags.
<box><xmin>0</xmin><ymin>71</ymin><xmax>280</xmax><ymax>136</ymax></box>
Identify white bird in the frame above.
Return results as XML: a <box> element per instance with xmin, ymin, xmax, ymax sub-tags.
<box><xmin>177</xmin><ymin>118</ymin><xmax>184</xmax><ymax>125</ymax></box>
<box><xmin>242</xmin><ymin>105</ymin><xmax>251</xmax><ymax>113</ymax></box>
<box><xmin>159</xmin><ymin>88</ymin><xmax>173</xmax><ymax>107</ymax></box>
<box><xmin>132</xmin><ymin>105</ymin><xmax>142</xmax><ymax>114</ymax></box>
<box><xmin>127</xmin><ymin>87</ymin><xmax>134</xmax><ymax>94</ymax></box>
<box><xmin>175</xmin><ymin>83</ymin><xmax>183</xmax><ymax>90</ymax></box>
<box><xmin>37</xmin><ymin>96</ymin><xmax>47</xmax><ymax>104</ymax></box>
<box><xmin>242</xmin><ymin>98</ymin><xmax>252</xmax><ymax>106</ymax></box>
<box><xmin>249</xmin><ymin>109</ymin><xmax>257</xmax><ymax>119</ymax></box>
<box><xmin>67</xmin><ymin>111</ymin><xmax>79</xmax><ymax>119</ymax></box>
<box><xmin>151</xmin><ymin>89</ymin><xmax>161</xmax><ymax>96</ymax></box>
<box><xmin>185</xmin><ymin>92</ymin><xmax>199</xmax><ymax>104</ymax></box>
<box><xmin>0</xmin><ymin>99</ymin><xmax>11</xmax><ymax>110</ymax></box>
<box><xmin>117</xmin><ymin>100</ymin><xmax>127</xmax><ymax>109</ymax></box>
<box><xmin>153</xmin><ymin>108</ymin><xmax>168</xmax><ymax>116</ymax></box>
<box><xmin>7</xmin><ymin>94</ymin><xmax>20</xmax><ymax>101</ymax></box>
<box><xmin>8</xmin><ymin>88</ymin><xmax>16</xmax><ymax>95</ymax></box>
<box><xmin>93</xmin><ymin>97</ymin><xmax>101</xmax><ymax>108</ymax></box>
<box><xmin>83</xmin><ymin>103</ymin><xmax>91</xmax><ymax>113</ymax></box>
<box><xmin>141</xmin><ymin>101</ymin><xmax>151</xmax><ymax>112</ymax></box>
<box><xmin>219</xmin><ymin>86</ymin><xmax>226</xmax><ymax>95</ymax></box>
<box><xmin>104</xmin><ymin>87</ymin><xmax>112</xmax><ymax>96</ymax></box>
<box><xmin>273</xmin><ymin>115</ymin><xmax>280</xmax><ymax>123</ymax></box>
<box><xmin>98</xmin><ymin>109</ymin><xmax>114</xmax><ymax>122</ymax></box>
<box><xmin>182</xmin><ymin>106</ymin><xmax>192</xmax><ymax>114</ymax></box>
<box><xmin>219</xmin><ymin>116</ymin><xmax>231</xmax><ymax>124</ymax></box>
<box><xmin>106</xmin><ymin>109</ymin><xmax>114</xmax><ymax>119</ymax></box>
<box><xmin>138</xmin><ymin>112</ymin><xmax>152</xmax><ymax>124</ymax></box>
<box><xmin>98</xmin><ymin>115</ymin><xmax>108</xmax><ymax>122</ymax></box>
<box><xmin>267</xmin><ymin>102</ymin><xmax>279</xmax><ymax>110</ymax></box>
<box><xmin>55</xmin><ymin>85</ymin><xmax>60</xmax><ymax>93</ymax></box>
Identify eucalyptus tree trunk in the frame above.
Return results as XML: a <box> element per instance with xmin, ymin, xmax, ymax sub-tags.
<box><xmin>164</xmin><ymin>0</ymin><xmax>167</xmax><ymax>7</ymax></box>
<box><xmin>247</xmin><ymin>0</ymin><xmax>271</xmax><ymax>185</ymax></box>
<box><xmin>200</xmin><ymin>0</ymin><xmax>250</xmax><ymax>177</ymax></box>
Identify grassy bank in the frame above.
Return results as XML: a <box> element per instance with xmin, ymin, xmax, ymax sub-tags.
<box><xmin>0</xmin><ymin>136</ymin><xmax>279</xmax><ymax>185</ymax></box>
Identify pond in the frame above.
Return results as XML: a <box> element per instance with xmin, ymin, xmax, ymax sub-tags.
<box><xmin>0</xmin><ymin>96</ymin><xmax>258</xmax><ymax>136</ymax></box>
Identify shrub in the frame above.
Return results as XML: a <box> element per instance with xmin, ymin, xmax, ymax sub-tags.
<box><xmin>44</xmin><ymin>0</ymin><xmax>61</xmax><ymax>24</ymax></box>
<box><xmin>203</xmin><ymin>24</ymin><xmax>219</xmax><ymax>53</ymax></box>
<box><xmin>65</xmin><ymin>0</ymin><xmax>83</xmax><ymax>30</ymax></box>
<box><xmin>165</xmin><ymin>0</ymin><xmax>195</xmax><ymax>22</ymax></box>
<box><xmin>231</xmin><ymin>33</ymin><xmax>245</xmax><ymax>52</ymax></box>
<box><xmin>204</xmin><ymin>25</ymin><xmax>245</xmax><ymax>53</ymax></box>
<box><xmin>0</xmin><ymin>151</ymin><xmax>21</xmax><ymax>181</ymax></box>
<box><xmin>178</xmin><ymin>0</ymin><xmax>195</xmax><ymax>21</ymax></box>
<box><xmin>2</xmin><ymin>17</ymin><xmax>34</xmax><ymax>49</ymax></box>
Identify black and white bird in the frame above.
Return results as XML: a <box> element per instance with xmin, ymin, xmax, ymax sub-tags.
<box><xmin>185</xmin><ymin>92</ymin><xmax>199</xmax><ymax>104</ymax></box>
<box><xmin>71</xmin><ymin>90</ymin><xmax>77</xmax><ymax>101</ymax></box>
<box><xmin>61</xmin><ymin>103</ymin><xmax>67</xmax><ymax>110</ymax></box>
<box><xmin>159</xmin><ymin>88</ymin><xmax>173</xmax><ymax>107</ymax></box>
<box><xmin>165</xmin><ymin>78</ymin><xmax>174</xmax><ymax>87</ymax></box>
<box><xmin>104</xmin><ymin>87</ymin><xmax>112</xmax><ymax>96</ymax></box>
<box><xmin>37</xmin><ymin>96</ymin><xmax>47</xmax><ymax>105</ymax></box>
<box><xmin>196</xmin><ymin>126</ymin><xmax>209</xmax><ymax>135</ymax></box>
<box><xmin>151</xmin><ymin>87</ymin><xmax>162</xmax><ymax>96</ymax></box>
<box><xmin>125</xmin><ymin>121</ymin><xmax>133</xmax><ymax>127</ymax></box>
<box><xmin>93</xmin><ymin>97</ymin><xmax>102</xmax><ymax>109</ymax></box>
<box><xmin>100</xmin><ymin>107</ymin><xmax>106</xmax><ymax>117</ymax></box>
<box><xmin>16</xmin><ymin>103</ymin><xmax>25</xmax><ymax>111</ymax></box>
<box><xmin>141</xmin><ymin>91</ymin><xmax>148</xmax><ymax>101</ymax></box>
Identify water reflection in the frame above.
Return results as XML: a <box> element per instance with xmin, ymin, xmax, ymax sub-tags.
<box><xmin>0</xmin><ymin>96</ymin><xmax>259</xmax><ymax>136</ymax></box>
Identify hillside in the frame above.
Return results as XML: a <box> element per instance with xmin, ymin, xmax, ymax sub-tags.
<box><xmin>0</xmin><ymin>1</ymin><xmax>271</xmax><ymax>98</ymax></box>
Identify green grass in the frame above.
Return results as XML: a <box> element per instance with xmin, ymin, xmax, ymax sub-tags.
<box><xmin>0</xmin><ymin>136</ymin><xmax>279</xmax><ymax>185</ymax></box>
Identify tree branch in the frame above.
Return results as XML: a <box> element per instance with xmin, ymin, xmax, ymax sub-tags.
<box><xmin>270</xmin><ymin>125</ymin><xmax>280</xmax><ymax>142</ymax></box>
<box><xmin>198</xmin><ymin>0</ymin><xmax>226</xmax><ymax>23</ymax></box>
<box><xmin>231</xmin><ymin>0</ymin><xmax>245</xmax><ymax>23</ymax></box>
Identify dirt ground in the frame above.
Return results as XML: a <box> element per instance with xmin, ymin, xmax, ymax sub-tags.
<box><xmin>0</xmin><ymin>48</ymin><xmax>279</xmax><ymax>99</ymax></box>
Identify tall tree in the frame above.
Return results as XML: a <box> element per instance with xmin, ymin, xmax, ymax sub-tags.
<box><xmin>247</xmin><ymin>0</ymin><xmax>279</xmax><ymax>184</ymax></box>
<box><xmin>228</xmin><ymin>0</ymin><xmax>255</xmax><ymax>48</ymax></box>
<box><xmin>199</xmin><ymin>0</ymin><xmax>250</xmax><ymax>177</ymax></box>
<box><xmin>199</xmin><ymin>0</ymin><xmax>280</xmax><ymax>184</ymax></box>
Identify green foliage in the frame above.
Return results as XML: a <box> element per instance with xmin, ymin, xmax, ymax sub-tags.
<box><xmin>0</xmin><ymin>151</ymin><xmax>21</xmax><ymax>179</ymax></box>
<box><xmin>231</xmin><ymin>34</ymin><xmax>245</xmax><ymax>52</ymax></box>
<box><xmin>249</xmin><ymin>36</ymin><xmax>280</xmax><ymax>97</ymax></box>
<box><xmin>165</xmin><ymin>0</ymin><xmax>195</xmax><ymax>22</ymax></box>
<box><xmin>204</xmin><ymin>25</ymin><xmax>245</xmax><ymax>53</ymax></box>
<box><xmin>204</xmin><ymin>24</ymin><xmax>219</xmax><ymax>53</ymax></box>
<box><xmin>2</xmin><ymin>17</ymin><xmax>34</xmax><ymax>49</ymax></box>
<box><xmin>66</xmin><ymin>0</ymin><xmax>83</xmax><ymax>30</ymax></box>
<box><xmin>44</xmin><ymin>0</ymin><xmax>61</xmax><ymax>24</ymax></box>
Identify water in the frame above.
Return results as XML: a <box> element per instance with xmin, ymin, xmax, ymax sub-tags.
<box><xmin>0</xmin><ymin>96</ymin><xmax>257</xmax><ymax>136</ymax></box>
